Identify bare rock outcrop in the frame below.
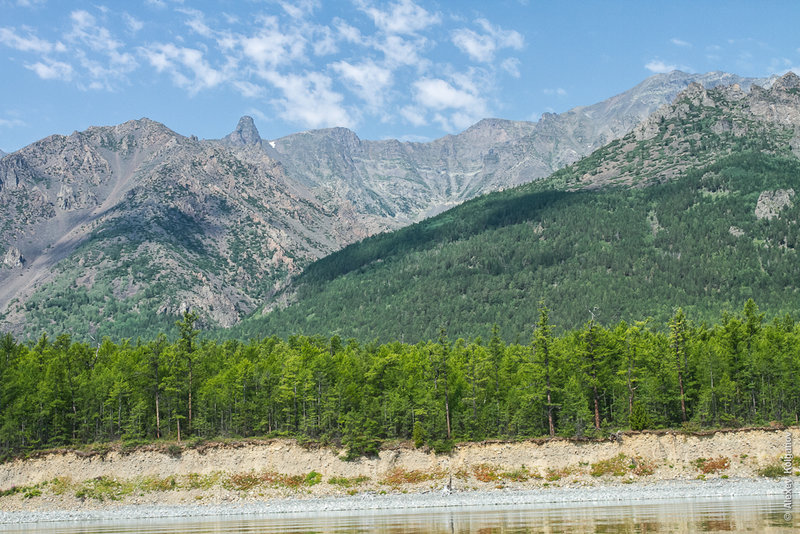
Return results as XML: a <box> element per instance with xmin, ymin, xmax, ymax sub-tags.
<box><xmin>2</xmin><ymin>247</ymin><xmax>24</xmax><ymax>269</ymax></box>
<box><xmin>755</xmin><ymin>189</ymin><xmax>795</xmax><ymax>220</ymax></box>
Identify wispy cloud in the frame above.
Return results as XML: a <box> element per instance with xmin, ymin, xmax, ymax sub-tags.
<box><xmin>25</xmin><ymin>58</ymin><xmax>73</xmax><ymax>80</ymax></box>
<box><xmin>66</xmin><ymin>10</ymin><xmax>137</xmax><ymax>90</ymax></box>
<box><xmin>670</xmin><ymin>38</ymin><xmax>691</xmax><ymax>47</ymax></box>
<box><xmin>412</xmin><ymin>75</ymin><xmax>488</xmax><ymax>131</ymax></box>
<box><xmin>333</xmin><ymin>60</ymin><xmax>393</xmax><ymax>110</ymax></box>
<box><xmin>0</xmin><ymin>27</ymin><xmax>65</xmax><ymax>54</ymax></box>
<box><xmin>358</xmin><ymin>0</ymin><xmax>441</xmax><ymax>35</ymax></box>
<box><xmin>123</xmin><ymin>13</ymin><xmax>144</xmax><ymax>34</ymax></box>
<box><xmin>451</xmin><ymin>19</ymin><xmax>523</xmax><ymax>62</ymax></box>
<box><xmin>644</xmin><ymin>59</ymin><xmax>687</xmax><ymax>74</ymax></box>
<box><xmin>261</xmin><ymin>70</ymin><xmax>353</xmax><ymax>129</ymax></box>
<box><xmin>543</xmin><ymin>87</ymin><xmax>567</xmax><ymax>96</ymax></box>
<box><xmin>501</xmin><ymin>57</ymin><xmax>521</xmax><ymax>78</ymax></box>
<box><xmin>0</xmin><ymin>117</ymin><xmax>26</xmax><ymax>128</ymax></box>
<box><xmin>142</xmin><ymin>44</ymin><xmax>225</xmax><ymax>94</ymax></box>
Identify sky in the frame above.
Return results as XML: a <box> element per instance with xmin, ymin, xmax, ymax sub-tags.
<box><xmin>1</xmin><ymin>1</ymin><xmax>800</xmax><ymax>153</ymax></box>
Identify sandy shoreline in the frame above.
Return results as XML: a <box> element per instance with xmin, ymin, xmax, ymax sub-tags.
<box><xmin>0</xmin><ymin>477</ymin><xmax>787</xmax><ymax>525</ymax></box>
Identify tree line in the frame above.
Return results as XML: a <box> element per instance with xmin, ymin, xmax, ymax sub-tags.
<box><xmin>1</xmin><ymin>299</ymin><xmax>797</xmax><ymax>458</ymax></box>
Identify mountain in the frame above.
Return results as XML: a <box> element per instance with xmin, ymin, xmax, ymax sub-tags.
<box><xmin>0</xmin><ymin>119</ymin><xmax>374</xmax><ymax>337</ymax></box>
<box><xmin>0</xmin><ymin>71</ymin><xmax>777</xmax><ymax>339</ymax></box>
<box><xmin>0</xmin><ymin>149</ymin><xmax>6</xmax><ymax>158</ymax></box>
<box><xmin>264</xmin><ymin>71</ymin><xmax>770</xmax><ymax>222</ymax></box>
<box><xmin>230</xmin><ymin>72</ymin><xmax>800</xmax><ymax>342</ymax></box>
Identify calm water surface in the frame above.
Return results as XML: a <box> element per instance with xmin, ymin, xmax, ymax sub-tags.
<box><xmin>1</xmin><ymin>496</ymin><xmax>796</xmax><ymax>533</ymax></box>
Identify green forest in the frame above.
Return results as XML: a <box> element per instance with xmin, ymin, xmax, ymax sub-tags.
<box><xmin>2</xmin><ymin>301</ymin><xmax>798</xmax><ymax>458</ymax></box>
<box><xmin>230</xmin><ymin>151</ymin><xmax>800</xmax><ymax>343</ymax></box>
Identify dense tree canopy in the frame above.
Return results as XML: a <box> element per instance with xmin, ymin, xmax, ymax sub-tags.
<box><xmin>2</xmin><ymin>302</ymin><xmax>798</xmax><ymax>458</ymax></box>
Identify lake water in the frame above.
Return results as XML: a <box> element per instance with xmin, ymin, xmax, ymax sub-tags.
<box><xmin>0</xmin><ymin>496</ymin><xmax>795</xmax><ymax>533</ymax></box>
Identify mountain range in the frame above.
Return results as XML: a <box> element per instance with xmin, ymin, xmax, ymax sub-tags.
<box><xmin>232</xmin><ymin>72</ymin><xmax>800</xmax><ymax>341</ymax></box>
<box><xmin>0</xmin><ymin>70</ymin><xmax>786</xmax><ymax>340</ymax></box>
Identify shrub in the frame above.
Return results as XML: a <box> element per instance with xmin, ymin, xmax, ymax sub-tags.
<box><xmin>431</xmin><ymin>439</ymin><xmax>454</xmax><ymax>454</ymax></box>
<box><xmin>166</xmin><ymin>444</ymin><xmax>182</xmax><ymax>457</ymax></box>
<box><xmin>502</xmin><ymin>466</ymin><xmax>534</xmax><ymax>482</ymax></box>
<box><xmin>591</xmin><ymin>454</ymin><xmax>628</xmax><ymax>477</ymax></box>
<box><xmin>757</xmin><ymin>464</ymin><xmax>785</xmax><ymax>478</ymax></box>
<box><xmin>473</xmin><ymin>464</ymin><xmax>500</xmax><ymax>482</ymax></box>
<box><xmin>692</xmin><ymin>457</ymin><xmax>730</xmax><ymax>474</ymax></box>
<box><xmin>304</xmin><ymin>471</ymin><xmax>322</xmax><ymax>486</ymax></box>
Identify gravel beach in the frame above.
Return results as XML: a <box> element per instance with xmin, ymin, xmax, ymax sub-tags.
<box><xmin>0</xmin><ymin>477</ymin><xmax>785</xmax><ymax>526</ymax></box>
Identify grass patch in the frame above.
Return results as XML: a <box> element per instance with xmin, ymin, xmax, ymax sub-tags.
<box><xmin>590</xmin><ymin>454</ymin><xmax>656</xmax><ymax>477</ymax></box>
<box><xmin>183</xmin><ymin>472</ymin><xmax>222</xmax><ymax>490</ymax></box>
<box><xmin>328</xmin><ymin>475</ymin><xmax>370</xmax><ymax>488</ymax></box>
<box><xmin>380</xmin><ymin>467</ymin><xmax>446</xmax><ymax>486</ymax></box>
<box><xmin>545</xmin><ymin>466</ymin><xmax>579</xmax><ymax>482</ymax></box>
<box><xmin>223</xmin><ymin>470</ymin><xmax>322</xmax><ymax>491</ymax></box>
<box><xmin>138</xmin><ymin>475</ymin><xmax>178</xmax><ymax>492</ymax></box>
<box><xmin>75</xmin><ymin>476</ymin><xmax>130</xmax><ymax>502</ymax></box>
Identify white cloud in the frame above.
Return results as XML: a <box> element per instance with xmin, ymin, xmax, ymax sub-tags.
<box><xmin>261</xmin><ymin>70</ymin><xmax>353</xmax><ymax>129</ymax></box>
<box><xmin>25</xmin><ymin>59</ymin><xmax>73</xmax><ymax>80</ymax></box>
<box><xmin>0</xmin><ymin>27</ymin><xmax>65</xmax><ymax>54</ymax></box>
<box><xmin>312</xmin><ymin>26</ymin><xmax>338</xmax><ymax>56</ymax></box>
<box><xmin>412</xmin><ymin>76</ymin><xmax>488</xmax><ymax>131</ymax></box>
<box><xmin>358</xmin><ymin>0</ymin><xmax>440</xmax><ymax>35</ymax></box>
<box><xmin>280</xmin><ymin>0</ymin><xmax>319</xmax><ymax>19</ymax></box>
<box><xmin>123</xmin><ymin>13</ymin><xmax>144</xmax><ymax>33</ymax></box>
<box><xmin>501</xmin><ymin>57</ymin><xmax>520</xmax><ymax>78</ymax></box>
<box><xmin>233</xmin><ymin>80</ymin><xmax>265</xmax><ymax>98</ymax></box>
<box><xmin>451</xmin><ymin>19</ymin><xmax>523</xmax><ymax>62</ymax></box>
<box><xmin>645</xmin><ymin>60</ymin><xmax>679</xmax><ymax>74</ymax></box>
<box><xmin>65</xmin><ymin>10</ymin><xmax>138</xmax><ymax>90</ymax></box>
<box><xmin>414</xmin><ymin>78</ymin><xmax>472</xmax><ymax>109</ymax></box>
<box><xmin>0</xmin><ymin>117</ymin><xmax>26</xmax><ymax>128</ymax></box>
<box><xmin>333</xmin><ymin>60</ymin><xmax>392</xmax><ymax>109</ymax></box>
<box><xmin>670</xmin><ymin>38</ymin><xmax>691</xmax><ymax>47</ymax></box>
<box><xmin>376</xmin><ymin>34</ymin><xmax>428</xmax><ymax>68</ymax></box>
<box><xmin>334</xmin><ymin>18</ymin><xmax>363</xmax><ymax>44</ymax></box>
<box><xmin>142</xmin><ymin>43</ymin><xmax>225</xmax><ymax>93</ymax></box>
<box><xmin>400</xmin><ymin>105</ymin><xmax>427</xmax><ymax>126</ymax></box>
<box><xmin>543</xmin><ymin>87</ymin><xmax>567</xmax><ymax>96</ymax></box>
<box><xmin>240</xmin><ymin>16</ymin><xmax>307</xmax><ymax>69</ymax></box>
<box><xmin>179</xmin><ymin>8</ymin><xmax>215</xmax><ymax>38</ymax></box>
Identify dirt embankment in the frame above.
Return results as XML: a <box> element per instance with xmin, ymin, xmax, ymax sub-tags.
<box><xmin>0</xmin><ymin>428</ymin><xmax>796</xmax><ymax>511</ymax></box>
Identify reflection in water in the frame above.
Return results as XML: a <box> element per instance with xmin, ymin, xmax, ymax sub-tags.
<box><xmin>1</xmin><ymin>496</ymin><xmax>796</xmax><ymax>533</ymax></box>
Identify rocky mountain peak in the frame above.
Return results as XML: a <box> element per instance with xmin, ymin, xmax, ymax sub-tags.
<box><xmin>771</xmin><ymin>71</ymin><xmax>800</xmax><ymax>93</ymax></box>
<box><xmin>223</xmin><ymin>116</ymin><xmax>262</xmax><ymax>147</ymax></box>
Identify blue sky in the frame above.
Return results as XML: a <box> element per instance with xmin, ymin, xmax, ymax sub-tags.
<box><xmin>1</xmin><ymin>0</ymin><xmax>799</xmax><ymax>152</ymax></box>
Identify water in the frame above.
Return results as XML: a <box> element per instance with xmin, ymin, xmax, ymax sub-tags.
<box><xmin>0</xmin><ymin>496</ymin><xmax>795</xmax><ymax>533</ymax></box>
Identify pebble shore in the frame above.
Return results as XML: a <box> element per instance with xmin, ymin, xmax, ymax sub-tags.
<box><xmin>0</xmin><ymin>477</ymin><xmax>784</xmax><ymax>525</ymax></box>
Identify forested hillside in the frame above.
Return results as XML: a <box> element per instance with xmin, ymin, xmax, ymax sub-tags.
<box><xmin>1</xmin><ymin>303</ymin><xmax>797</xmax><ymax>458</ymax></box>
<box><xmin>231</xmin><ymin>152</ymin><xmax>800</xmax><ymax>342</ymax></box>
<box><xmin>231</xmin><ymin>75</ymin><xmax>800</xmax><ymax>342</ymax></box>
